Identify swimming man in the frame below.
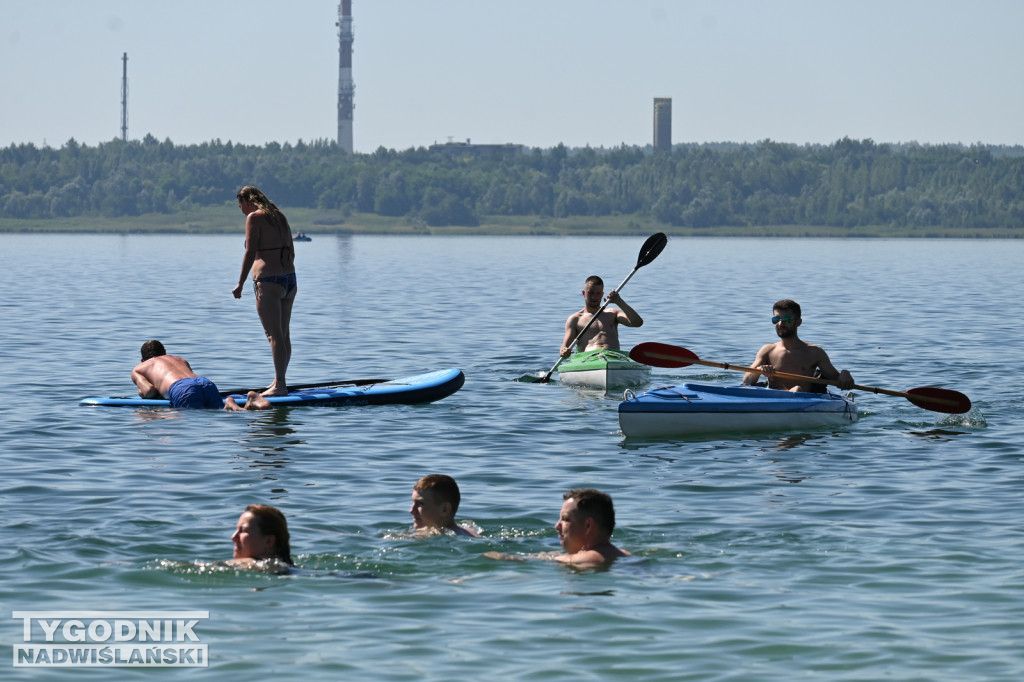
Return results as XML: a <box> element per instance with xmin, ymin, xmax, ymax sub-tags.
<box><xmin>409</xmin><ymin>474</ymin><xmax>480</xmax><ymax>537</ymax></box>
<box><xmin>554</xmin><ymin>488</ymin><xmax>631</xmax><ymax>567</ymax></box>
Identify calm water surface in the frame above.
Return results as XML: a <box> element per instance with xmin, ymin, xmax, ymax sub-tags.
<box><xmin>2</xmin><ymin>234</ymin><xmax>1022</xmax><ymax>680</ymax></box>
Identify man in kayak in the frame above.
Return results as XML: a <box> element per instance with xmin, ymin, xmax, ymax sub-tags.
<box><xmin>559</xmin><ymin>275</ymin><xmax>644</xmax><ymax>357</ymax></box>
<box><xmin>741</xmin><ymin>299</ymin><xmax>855</xmax><ymax>392</ymax></box>
<box><xmin>409</xmin><ymin>474</ymin><xmax>480</xmax><ymax>537</ymax></box>
<box><xmin>131</xmin><ymin>339</ymin><xmax>271</xmax><ymax>410</ymax></box>
<box><xmin>553</xmin><ymin>488</ymin><xmax>631</xmax><ymax>567</ymax></box>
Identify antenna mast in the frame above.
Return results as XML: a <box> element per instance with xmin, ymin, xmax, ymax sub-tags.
<box><xmin>120</xmin><ymin>53</ymin><xmax>129</xmax><ymax>142</ymax></box>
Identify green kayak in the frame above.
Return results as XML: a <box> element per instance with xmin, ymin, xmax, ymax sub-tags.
<box><xmin>557</xmin><ymin>349</ymin><xmax>651</xmax><ymax>389</ymax></box>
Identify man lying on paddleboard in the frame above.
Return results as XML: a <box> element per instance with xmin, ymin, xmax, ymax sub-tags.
<box><xmin>131</xmin><ymin>339</ymin><xmax>271</xmax><ymax>411</ymax></box>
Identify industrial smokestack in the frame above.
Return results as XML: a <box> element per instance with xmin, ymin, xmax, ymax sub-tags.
<box><xmin>121</xmin><ymin>53</ymin><xmax>129</xmax><ymax>142</ymax></box>
<box><xmin>653</xmin><ymin>97</ymin><xmax>671</xmax><ymax>151</ymax></box>
<box><xmin>337</xmin><ymin>0</ymin><xmax>354</xmax><ymax>153</ymax></box>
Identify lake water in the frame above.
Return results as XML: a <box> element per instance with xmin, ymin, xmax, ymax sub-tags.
<box><xmin>2</xmin><ymin>233</ymin><xmax>1022</xmax><ymax>680</ymax></box>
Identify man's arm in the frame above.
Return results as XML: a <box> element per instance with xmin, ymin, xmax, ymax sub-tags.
<box><xmin>742</xmin><ymin>345</ymin><xmax>773</xmax><ymax>385</ymax></box>
<box><xmin>560</xmin><ymin>313</ymin><xmax>580</xmax><ymax>357</ymax></box>
<box><xmin>131</xmin><ymin>364</ymin><xmax>161</xmax><ymax>399</ymax></box>
<box><xmin>814</xmin><ymin>348</ymin><xmax>854</xmax><ymax>390</ymax></box>
<box><xmin>608</xmin><ymin>290</ymin><xmax>643</xmax><ymax>327</ymax></box>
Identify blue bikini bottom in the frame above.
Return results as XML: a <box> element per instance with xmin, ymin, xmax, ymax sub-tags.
<box><xmin>254</xmin><ymin>272</ymin><xmax>297</xmax><ymax>296</ymax></box>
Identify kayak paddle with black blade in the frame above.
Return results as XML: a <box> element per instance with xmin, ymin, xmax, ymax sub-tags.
<box><xmin>519</xmin><ymin>232</ymin><xmax>668</xmax><ymax>384</ymax></box>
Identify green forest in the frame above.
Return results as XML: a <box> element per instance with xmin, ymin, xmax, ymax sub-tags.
<box><xmin>2</xmin><ymin>135</ymin><xmax>1023</xmax><ymax>234</ymax></box>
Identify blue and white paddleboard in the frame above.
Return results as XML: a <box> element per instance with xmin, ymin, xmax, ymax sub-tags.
<box><xmin>80</xmin><ymin>368</ymin><xmax>465</xmax><ymax>408</ymax></box>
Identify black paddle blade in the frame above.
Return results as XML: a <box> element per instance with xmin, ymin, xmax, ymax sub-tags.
<box><xmin>629</xmin><ymin>341</ymin><xmax>698</xmax><ymax>368</ymax></box>
<box><xmin>515</xmin><ymin>374</ymin><xmax>546</xmax><ymax>383</ymax></box>
<box><xmin>636</xmin><ymin>232</ymin><xmax>668</xmax><ymax>268</ymax></box>
<box><xmin>905</xmin><ymin>387</ymin><xmax>972</xmax><ymax>414</ymax></box>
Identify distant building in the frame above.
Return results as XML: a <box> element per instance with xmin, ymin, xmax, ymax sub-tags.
<box><xmin>653</xmin><ymin>98</ymin><xmax>672</xmax><ymax>151</ymax></box>
<box><xmin>428</xmin><ymin>139</ymin><xmax>525</xmax><ymax>158</ymax></box>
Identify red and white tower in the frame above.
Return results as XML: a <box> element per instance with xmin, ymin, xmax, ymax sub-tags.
<box><xmin>337</xmin><ymin>0</ymin><xmax>354</xmax><ymax>153</ymax></box>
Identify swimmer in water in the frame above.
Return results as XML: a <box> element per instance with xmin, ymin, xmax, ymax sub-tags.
<box><xmin>486</xmin><ymin>488</ymin><xmax>630</xmax><ymax>567</ymax></box>
<box><xmin>409</xmin><ymin>474</ymin><xmax>480</xmax><ymax>537</ymax></box>
<box><xmin>228</xmin><ymin>504</ymin><xmax>294</xmax><ymax>570</ymax></box>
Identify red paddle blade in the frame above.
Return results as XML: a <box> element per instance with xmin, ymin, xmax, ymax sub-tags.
<box><xmin>630</xmin><ymin>342</ymin><xmax>699</xmax><ymax>368</ymax></box>
<box><xmin>905</xmin><ymin>386</ymin><xmax>972</xmax><ymax>414</ymax></box>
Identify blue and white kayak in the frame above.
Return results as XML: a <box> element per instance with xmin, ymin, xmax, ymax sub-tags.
<box><xmin>618</xmin><ymin>382</ymin><xmax>857</xmax><ymax>438</ymax></box>
<box><xmin>557</xmin><ymin>349</ymin><xmax>651</xmax><ymax>390</ymax></box>
<box><xmin>80</xmin><ymin>368</ymin><xmax>465</xmax><ymax>408</ymax></box>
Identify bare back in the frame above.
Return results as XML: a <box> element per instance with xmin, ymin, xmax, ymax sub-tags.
<box><xmin>247</xmin><ymin>211</ymin><xmax>295</xmax><ymax>280</ymax></box>
<box><xmin>132</xmin><ymin>355</ymin><xmax>199</xmax><ymax>398</ymax></box>
<box><xmin>557</xmin><ymin>542</ymin><xmax>631</xmax><ymax>567</ymax></box>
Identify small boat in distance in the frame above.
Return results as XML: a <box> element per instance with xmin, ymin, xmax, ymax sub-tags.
<box><xmin>293</xmin><ymin>232</ymin><xmax>312</xmax><ymax>242</ymax></box>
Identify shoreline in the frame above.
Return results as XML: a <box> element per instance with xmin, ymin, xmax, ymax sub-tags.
<box><xmin>1</xmin><ymin>207</ymin><xmax>1020</xmax><ymax>238</ymax></box>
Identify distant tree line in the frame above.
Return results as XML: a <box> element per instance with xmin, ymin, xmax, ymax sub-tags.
<box><xmin>2</xmin><ymin>134</ymin><xmax>1023</xmax><ymax>230</ymax></box>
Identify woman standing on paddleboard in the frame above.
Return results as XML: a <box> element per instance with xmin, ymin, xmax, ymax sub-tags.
<box><xmin>232</xmin><ymin>186</ymin><xmax>296</xmax><ymax>397</ymax></box>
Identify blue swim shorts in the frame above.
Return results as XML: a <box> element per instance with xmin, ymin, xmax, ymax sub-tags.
<box><xmin>167</xmin><ymin>377</ymin><xmax>224</xmax><ymax>409</ymax></box>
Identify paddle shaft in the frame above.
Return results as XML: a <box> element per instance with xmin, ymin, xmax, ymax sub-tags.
<box><xmin>217</xmin><ymin>378</ymin><xmax>388</xmax><ymax>396</ymax></box>
<box><xmin>540</xmin><ymin>266</ymin><xmax>642</xmax><ymax>383</ymax></box>
<box><xmin>637</xmin><ymin>348</ymin><xmax>961</xmax><ymax>408</ymax></box>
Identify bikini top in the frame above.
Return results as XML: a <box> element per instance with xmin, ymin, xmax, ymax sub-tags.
<box><xmin>253</xmin><ymin>216</ymin><xmax>293</xmax><ymax>266</ymax></box>
<box><xmin>255</xmin><ymin>244</ymin><xmax>293</xmax><ymax>267</ymax></box>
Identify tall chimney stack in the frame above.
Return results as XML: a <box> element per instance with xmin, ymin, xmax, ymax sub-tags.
<box><xmin>653</xmin><ymin>98</ymin><xmax>671</xmax><ymax>151</ymax></box>
<box><xmin>337</xmin><ymin>0</ymin><xmax>354</xmax><ymax>153</ymax></box>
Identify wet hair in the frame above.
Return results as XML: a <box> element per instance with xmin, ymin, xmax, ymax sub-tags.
<box><xmin>564</xmin><ymin>488</ymin><xmax>615</xmax><ymax>535</ymax></box>
<box><xmin>245</xmin><ymin>504</ymin><xmax>294</xmax><ymax>566</ymax></box>
<box><xmin>236</xmin><ymin>185</ymin><xmax>290</xmax><ymax>231</ymax></box>
<box><xmin>140</xmin><ymin>340</ymin><xmax>166</xmax><ymax>361</ymax></box>
<box><xmin>584</xmin><ymin>275</ymin><xmax>604</xmax><ymax>288</ymax></box>
<box><xmin>413</xmin><ymin>474</ymin><xmax>461</xmax><ymax>514</ymax></box>
<box><xmin>773</xmin><ymin>299</ymin><xmax>801</xmax><ymax>320</ymax></box>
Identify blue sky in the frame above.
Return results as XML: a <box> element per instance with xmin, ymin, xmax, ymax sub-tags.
<box><xmin>2</xmin><ymin>0</ymin><xmax>1022</xmax><ymax>151</ymax></box>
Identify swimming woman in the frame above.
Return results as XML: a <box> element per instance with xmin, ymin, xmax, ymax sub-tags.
<box><xmin>228</xmin><ymin>504</ymin><xmax>294</xmax><ymax>570</ymax></box>
<box><xmin>232</xmin><ymin>186</ymin><xmax>296</xmax><ymax>397</ymax></box>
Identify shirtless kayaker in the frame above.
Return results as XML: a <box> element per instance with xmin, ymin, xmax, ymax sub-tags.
<box><xmin>559</xmin><ymin>275</ymin><xmax>643</xmax><ymax>357</ymax></box>
<box><xmin>741</xmin><ymin>299</ymin><xmax>854</xmax><ymax>392</ymax></box>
